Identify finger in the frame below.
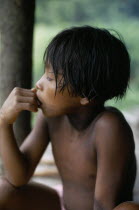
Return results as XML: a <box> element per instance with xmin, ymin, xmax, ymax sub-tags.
<box><xmin>31</xmin><ymin>88</ymin><xmax>37</xmax><ymax>93</ymax></box>
<box><xmin>17</xmin><ymin>103</ymin><xmax>38</xmax><ymax>112</ymax></box>
<box><xmin>31</xmin><ymin>88</ymin><xmax>37</xmax><ymax>97</ymax></box>
<box><xmin>15</xmin><ymin>96</ymin><xmax>38</xmax><ymax>106</ymax></box>
<box><xmin>14</xmin><ymin>87</ymin><xmax>35</xmax><ymax>92</ymax></box>
<box><xmin>13</xmin><ymin>87</ymin><xmax>35</xmax><ymax>97</ymax></box>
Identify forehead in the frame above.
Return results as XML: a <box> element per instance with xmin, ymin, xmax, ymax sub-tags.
<box><xmin>45</xmin><ymin>62</ymin><xmax>53</xmax><ymax>72</ymax></box>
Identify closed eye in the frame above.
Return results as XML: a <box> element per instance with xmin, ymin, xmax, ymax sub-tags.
<box><xmin>46</xmin><ymin>77</ymin><xmax>53</xmax><ymax>81</ymax></box>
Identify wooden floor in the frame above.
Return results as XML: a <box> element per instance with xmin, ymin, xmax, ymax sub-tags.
<box><xmin>32</xmin><ymin>107</ymin><xmax>139</xmax><ymax>203</ymax></box>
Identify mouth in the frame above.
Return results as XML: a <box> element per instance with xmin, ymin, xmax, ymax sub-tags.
<box><xmin>37</xmin><ymin>98</ymin><xmax>42</xmax><ymax>108</ymax></box>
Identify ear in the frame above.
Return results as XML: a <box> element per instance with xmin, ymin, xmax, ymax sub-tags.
<box><xmin>80</xmin><ymin>97</ymin><xmax>89</xmax><ymax>105</ymax></box>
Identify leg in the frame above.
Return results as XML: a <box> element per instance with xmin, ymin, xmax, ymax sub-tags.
<box><xmin>0</xmin><ymin>176</ymin><xmax>61</xmax><ymax>210</ymax></box>
<box><xmin>113</xmin><ymin>202</ymin><xmax>139</xmax><ymax>210</ymax></box>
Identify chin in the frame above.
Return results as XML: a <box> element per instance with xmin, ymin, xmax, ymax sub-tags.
<box><xmin>41</xmin><ymin>109</ymin><xmax>59</xmax><ymax>118</ymax></box>
<box><xmin>41</xmin><ymin>104</ymin><xmax>67</xmax><ymax>118</ymax></box>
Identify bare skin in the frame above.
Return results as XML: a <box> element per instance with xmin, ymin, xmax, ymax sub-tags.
<box><xmin>47</xmin><ymin>107</ymin><xmax>136</xmax><ymax>210</ymax></box>
<box><xmin>0</xmin><ymin>64</ymin><xmax>137</xmax><ymax>210</ymax></box>
<box><xmin>113</xmin><ymin>202</ymin><xmax>139</xmax><ymax>210</ymax></box>
<box><xmin>0</xmin><ymin>176</ymin><xmax>61</xmax><ymax>210</ymax></box>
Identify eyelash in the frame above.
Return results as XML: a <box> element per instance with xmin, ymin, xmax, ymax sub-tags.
<box><xmin>46</xmin><ymin>77</ymin><xmax>53</xmax><ymax>81</ymax></box>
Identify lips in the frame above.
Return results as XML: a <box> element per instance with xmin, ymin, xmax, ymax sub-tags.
<box><xmin>36</xmin><ymin>98</ymin><xmax>42</xmax><ymax>108</ymax></box>
<box><xmin>36</xmin><ymin>91</ymin><xmax>43</xmax><ymax>108</ymax></box>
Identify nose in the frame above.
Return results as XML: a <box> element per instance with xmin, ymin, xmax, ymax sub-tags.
<box><xmin>36</xmin><ymin>78</ymin><xmax>43</xmax><ymax>91</ymax></box>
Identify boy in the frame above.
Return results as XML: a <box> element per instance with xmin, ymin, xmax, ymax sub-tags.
<box><xmin>0</xmin><ymin>25</ymin><xmax>137</xmax><ymax>210</ymax></box>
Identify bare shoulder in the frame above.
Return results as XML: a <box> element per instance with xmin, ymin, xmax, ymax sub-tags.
<box><xmin>96</xmin><ymin>106</ymin><xmax>130</xmax><ymax>127</ymax></box>
<box><xmin>93</xmin><ymin>107</ymin><xmax>136</xmax><ymax>206</ymax></box>
<box><xmin>94</xmin><ymin>106</ymin><xmax>135</xmax><ymax>152</ymax></box>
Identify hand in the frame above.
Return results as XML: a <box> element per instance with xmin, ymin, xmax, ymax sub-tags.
<box><xmin>0</xmin><ymin>87</ymin><xmax>38</xmax><ymax>125</ymax></box>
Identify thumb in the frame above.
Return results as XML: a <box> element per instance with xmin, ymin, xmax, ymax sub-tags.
<box><xmin>31</xmin><ymin>87</ymin><xmax>37</xmax><ymax>93</ymax></box>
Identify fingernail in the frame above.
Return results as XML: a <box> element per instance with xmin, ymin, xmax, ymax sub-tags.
<box><xmin>31</xmin><ymin>88</ymin><xmax>37</xmax><ymax>92</ymax></box>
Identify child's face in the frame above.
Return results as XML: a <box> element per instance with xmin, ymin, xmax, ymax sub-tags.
<box><xmin>35</xmin><ymin>65</ymin><xmax>82</xmax><ymax>117</ymax></box>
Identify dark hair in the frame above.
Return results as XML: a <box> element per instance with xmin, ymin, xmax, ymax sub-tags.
<box><xmin>43</xmin><ymin>25</ymin><xmax>130</xmax><ymax>102</ymax></box>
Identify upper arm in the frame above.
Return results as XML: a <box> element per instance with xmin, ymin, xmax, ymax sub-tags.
<box><xmin>19</xmin><ymin>110</ymin><xmax>50</xmax><ymax>179</ymax></box>
<box><xmin>94</xmin><ymin>114</ymin><xmax>134</xmax><ymax>210</ymax></box>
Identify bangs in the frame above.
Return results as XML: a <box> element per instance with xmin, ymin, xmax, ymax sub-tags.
<box><xmin>43</xmin><ymin>30</ymin><xmax>96</xmax><ymax>99</ymax></box>
<box><xmin>43</xmin><ymin>26</ymin><xmax>130</xmax><ymax>102</ymax></box>
<box><xmin>43</xmin><ymin>34</ymin><xmax>75</xmax><ymax>96</ymax></box>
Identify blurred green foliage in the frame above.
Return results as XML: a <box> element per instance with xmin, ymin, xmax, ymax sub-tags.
<box><xmin>36</xmin><ymin>0</ymin><xmax>139</xmax><ymax>25</ymax></box>
<box><xmin>33</xmin><ymin>0</ymin><xmax>139</xmax><ymax>111</ymax></box>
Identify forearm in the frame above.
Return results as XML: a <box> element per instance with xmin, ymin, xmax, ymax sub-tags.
<box><xmin>0</xmin><ymin>122</ymin><xmax>29</xmax><ymax>186</ymax></box>
<box><xmin>94</xmin><ymin>199</ymin><xmax>106</xmax><ymax>210</ymax></box>
<box><xmin>94</xmin><ymin>197</ymin><xmax>115</xmax><ymax>210</ymax></box>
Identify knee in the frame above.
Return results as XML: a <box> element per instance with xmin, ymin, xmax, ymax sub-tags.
<box><xmin>0</xmin><ymin>176</ymin><xmax>20</xmax><ymax>206</ymax></box>
<box><xmin>0</xmin><ymin>176</ymin><xmax>18</xmax><ymax>191</ymax></box>
<box><xmin>113</xmin><ymin>202</ymin><xmax>139</xmax><ymax>210</ymax></box>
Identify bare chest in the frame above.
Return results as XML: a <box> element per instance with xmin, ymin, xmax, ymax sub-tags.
<box><xmin>48</xmin><ymin>118</ymin><xmax>97</xmax><ymax>188</ymax></box>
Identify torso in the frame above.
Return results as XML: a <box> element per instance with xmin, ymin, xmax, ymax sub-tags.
<box><xmin>47</xmin><ymin>107</ymin><xmax>136</xmax><ymax>210</ymax></box>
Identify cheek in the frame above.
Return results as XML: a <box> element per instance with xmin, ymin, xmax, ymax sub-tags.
<box><xmin>42</xmin><ymin>93</ymin><xmax>69</xmax><ymax>117</ymax></box>
<box><xmin>43</xmin><ymin>88</ymin><xmax>69</xmax><ymax>111</ymax></box>
<box><xmin>42</xmin><ymin>83</ymin><xmax>80</xmax><ymax>116</ymax></box>
<box><xmin>43</xmin><ymin>81</ymin><xmax>56</xmax><ymax>101</ymax></box>
<box><xmin>44</xmin><ymin>89</ymin><xmax>56</xmax><ymax>105</ymax></box>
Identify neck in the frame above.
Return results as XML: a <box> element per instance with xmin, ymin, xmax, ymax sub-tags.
<box><xmin>66</xmin><ymin>102</ymin><xmax>105</xmax><ymax>132</ymax></box>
